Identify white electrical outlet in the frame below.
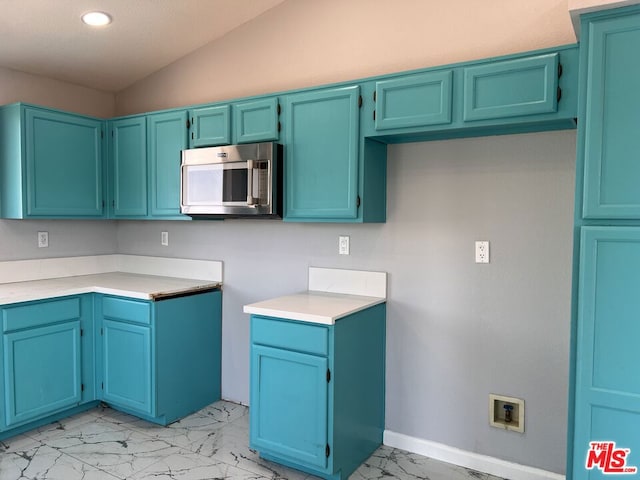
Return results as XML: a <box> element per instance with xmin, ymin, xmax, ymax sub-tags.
<box><xmin>338</xmin><ymin>235</ymin><xmax>350</xmax><ymax>255</ymax></box>
<box><xmin>37</xmin><ymin>231</ymin><xmax>49</xmax><ymax>248</ymax></box>
<box><xmin>475</xmin><ymin>240</ymin><xmax>489</xmax><ymax>263</ymax></box>
<box><xmin>161</xmin><ymin>231</ymin><xmax>169</xmax><ymax>246</ymax></box>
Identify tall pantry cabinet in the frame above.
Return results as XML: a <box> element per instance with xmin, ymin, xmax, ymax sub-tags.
<box><xmin>570</xmin><ymin>5</ymin><xmax>640</xmax><ymax>478</ymax></box>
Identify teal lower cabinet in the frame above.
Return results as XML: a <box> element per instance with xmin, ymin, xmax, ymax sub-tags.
<box><xmin>0</xmin><ymin>296</ymin><xmax>92</xmax><ymax>435</ymax></box>
<box><xmin>0</xmin><ymin>288</ymin><xmax>221</xmax><ymax>439</ymax></box>
<box><xmin>249</xmin><ymin>304</ymin><xmax>386</xmax><ymax>480</ymax></box>
<box><xmin>102</xmin><ymin>313</ymin><xmax>153</xmax><ymax>415</ymax></box>
<box><xmin>98</xmin><ymin>290</ymin><xmax>222</xmax><ymax>425</ymax></box>
<box><xmin>571</xmin><ymin>227</ymin><xmax>640</xmax><ymax>478</ymax></box>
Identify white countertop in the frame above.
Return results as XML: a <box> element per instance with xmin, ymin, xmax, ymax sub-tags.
<box><xmin>0</xmin><ymin>272</ymin><xmax>221</xmax><ymax>305</ymax></box>
<box><xmin>243</xmin><ymin>291</ymin><xmax>385</xmax><ymax>325</ymax></box>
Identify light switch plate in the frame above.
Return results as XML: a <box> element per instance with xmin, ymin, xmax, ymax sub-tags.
<box><xmin>161</xmin><ymin>231</ymin><xmax>169</xmax><ymax>246</ymax></box>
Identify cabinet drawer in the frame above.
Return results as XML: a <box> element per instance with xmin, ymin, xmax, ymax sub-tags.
<box><xmin>102</xmin><ymin>297</ymin><xmax>151</xmax><ymax>325</ymax></box>
<box><xmin>2</xmin><ymin>297</ymin><xmax>81</xmax><ymax>333</ymax></box>
<box><xmin>251</xmin><ymin>316</ymin><xmax>328</xmax><ymax>356</ymax></box>
<box><xmin>463</xmin><ymin>53</ymin><xmax>559</xmax><ymax>121</ymax></box>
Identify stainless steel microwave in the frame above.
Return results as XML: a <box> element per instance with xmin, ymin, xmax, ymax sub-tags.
<box><xmin>180</xmin><ymin>142</ymin><xmax>282</xmax><ymax>218</ymax></box>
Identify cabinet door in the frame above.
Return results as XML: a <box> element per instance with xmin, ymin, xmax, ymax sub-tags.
<box><xmin>110</xmin><ymin>117</ymin><xmax>147</xmax><ymax>217</ymax></box>
<box><xmin>463</xmin><ymin>53</ymin><xmax>559</xmax><ymax>121</ymax></box>
<box><xmin>102</xmin><ymin>319</ymin><xmax>152</xmax><ymax>416</ymax></box>
<box><xmin>25</xmin><ymin>108</ymin><xmax>103</xmax><ymax>217</ymax></box>
<box><xmin>573</xmin><ymin>227</ymin><xmax>640</xmax><ymax>478</ymax></box>
<box><xmin>284</xmin><ymin>86</ymin><xmax>360</xmax><ymax>220</ymax></box>
<box><xmin>582</xmin><ymin>12</ymin><xmax>640</xmax><ymax>218</ymax></box>
<box><xmin>148</xmin><ymin>111</ymin><xmax>188</xmax><ymax>217</ymax></box>
<box><xmin>374</xmin><ymin>71</ymin><xmax>452</xmax><ymax>130</ymax></box>
<box><xmin>3</xmin><ymin>321</ymin><xmax>81</xmax><ymax>427</ymax></box>
<box><xmin>232</xmin><ymin>97</ymin><xmax>280</xmax><ymax>144</ymax></box>
<box><xmin>189</xmin><ymin>105</ymin><xmax>231</xmax><ymax>147</ymax></box>
<box><xmin>250</xmin><ymin>344</ymin><xmax>329</xmax><ymax>469</ymax></box>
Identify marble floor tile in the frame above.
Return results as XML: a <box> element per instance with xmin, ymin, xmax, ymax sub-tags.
<box><xmin>351</xmin><ymin>445</ymin><xmax>505</xmax><ymax>480</ymax></box>
<box><xmin>130</xmin><ymin>449</ymin><xmax>272</xmax><ymax>480</ymax></box>
<box><xmin>1</xmin><ymin>400</ymin><xmax>508</xmax><ymax>480</ymax></box>
<box><xmin>44</xmin><ymin>419</ymin><xmax>183</xmax><ymax>479</ymax></box>
<box><xmin>0</xmin><ymin>441</ymin><xmax>120</xmax><ymax>480</ymax></box>
<box><xmin>195</xmin><ymin>400</ymin><xmax>248</xmax><ymax>423</ymax></box>
<box><xmin>185</xmin><ymin>422</ymin><xmax>309</xmax><ymax>480</ymax></box>
<box><xmin>125</xmin><ymin>413</ymin><xmax>227</xmax><ymax>450</ymax></box>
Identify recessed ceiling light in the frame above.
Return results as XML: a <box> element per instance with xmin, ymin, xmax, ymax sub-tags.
<box><xmin>81</xmin><ymin>11</ymin><xmax>112</xmax><ymax>27</ymax></box>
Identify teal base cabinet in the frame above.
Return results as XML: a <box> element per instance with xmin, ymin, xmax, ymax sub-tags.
<box><xmin>249</xmin><ymin>304</ymin><xmax>386</xmax><ymax>480</ymax></box>
<box><xmin>572</xmin><ymin>227</ymin><xmax>640</xmax><ymax>478</ymax></box>
<box><xmin>97</xmin><ymin>290</ymin><xmax>222</xmax><ymax>425</ymax></box>
<box><xmin>0</xmin><ymin>103</ymin><xmax>104</xmax><ymax>219</ymax></box>
<box><xmin>0</xmin><ymin>289</ymin><xmax>221</xmax><ymax>439</ymax></box>
<box><xmin>569</xmin><ymin>6</ymin><xmax>640</xmax><ymax>479</ymax></box>
<box><xmin>0</xmin><ymin>295</ymin><xmax>95</xmax><ymax>435</ymax></box>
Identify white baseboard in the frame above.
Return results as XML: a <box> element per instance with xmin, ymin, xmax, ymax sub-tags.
<box><xmin>383</xmin><ymin>430</ymin><xmax>565</xmax><ymax>480</ymax></box>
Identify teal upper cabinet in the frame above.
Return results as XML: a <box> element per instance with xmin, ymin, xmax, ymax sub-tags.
<box><xmin>0</xmin><ymin>104</ymin><xmax>104</xmax><ymax>219</ymax></box>
<box><xmin>284</xmin><ymin>85</ymin><xmax>362</xmax><ymax>221</ymax></box>
<box><xmin>109</xmin><ymin>117</ymin><xmax>147</xmax><ymax>218</ymax></box>
<box><xmin>374</xmin><ymin>70</ymin><xmax>452</xmax><ymax>130</ymax></box>
<box><xmin>361</xmin><ymin>46</ymin><xmax>577</xmax><ymax>141</ymax></box>
<box><xmin>582</xmin><ymin>9</ymin><xmax>640</xmax><ymax>219</ymax></box>
<box><xmin>233</xmin><ymin>97</ymin><xmax>280</xmax><ymax>144</ymax></box>
<box><xmin>148</xmin><ymin>110</ymin><xmax>188</xmax><ymax>217</ymax></box>
<box><xmin>189</xmin><ymin>105</ymin><xmax>231</xmax><ymax>147</ymax></box>
<box><xmin>107</xmin><ymin>110</ymin><xmax>188</xmax><ymax>220</ymax></box>
<box><xmin>463</xmin><ymin>53</ymin><xmax>559</xmax><ymax>121</ymax></box>
<box><xmin>189</xmin><ymin>98</ymin><xmax>279</xmax><ymax>147</ymax></box>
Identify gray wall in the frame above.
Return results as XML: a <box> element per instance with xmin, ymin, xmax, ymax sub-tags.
<box><xmin>0</xmin><ymin>220</ymin><xmax>117</xmax><ymax>261</ymax></box>
<box><xmin>116</xmin><ymin>130</ymin><xmax>576</xmax><ymax>473</ymax></box>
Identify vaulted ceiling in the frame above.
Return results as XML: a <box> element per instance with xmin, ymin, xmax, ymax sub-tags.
<box><xmin>0</xmin><ymin>0</ymin><xmax>286</xmax><ymax>92</ymax></box>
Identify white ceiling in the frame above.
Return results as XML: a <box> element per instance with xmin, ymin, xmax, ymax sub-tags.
<box><xmin>0</xmin><ymin>0</ymin><xmax>286</xmax><ymax>92</ymax></box>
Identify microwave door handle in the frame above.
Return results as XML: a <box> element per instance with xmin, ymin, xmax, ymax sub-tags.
<box><xmin>246</xmin><ymin>160</ymin><xmax>256</xmax><ymax>205</ymax></box>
